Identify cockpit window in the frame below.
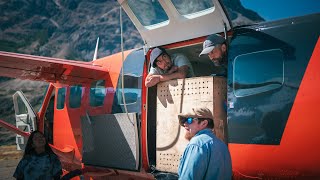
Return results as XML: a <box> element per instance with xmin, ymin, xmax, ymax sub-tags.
<box><xmin>171</xmin><ymin>0</ymin><xmax>214</xmax><ymax>16</ymax></box>
<box><xmin>127</xmin><ymin>0</ymin><xmax>168</xmax><ymax>26</ymax></box>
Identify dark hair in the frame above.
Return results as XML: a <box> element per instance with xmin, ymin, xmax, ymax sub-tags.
<box><xmin>197</xmin><ymin>118</ymin><xmax>214</xmax><ymax>129</ymax></box>
<box><xmin>156</xmin><ymin>46</ymin><xmax>167</xmax><ymax>55</ymax></box>
<box><xmin>153</xmin><ymin>46</ymin><xmax>169</xmax><ymax>67</ymax></box>
<box><xmin>23</xmin><ymin>130</ymin><xmax>54</xmax><ymax>158</ymax></box>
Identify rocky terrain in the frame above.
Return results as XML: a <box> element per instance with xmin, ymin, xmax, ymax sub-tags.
<box><xmin>0</xmin><ymin>79</ymin><xmax>48</xmax><ymax>145</ymax></box>
<box><xmin>0</xmin><ymin>0</ymin><xmax>143</xmax><ymax>146</ymax></box>
<box><xmin>0</xmin><ymin>0</ymin><xmax>143</xmax><ymax>60</ymax></box>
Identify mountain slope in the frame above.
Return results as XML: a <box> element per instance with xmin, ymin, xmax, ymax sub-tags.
<box><xmin>0</xmin><ymin>0</ymin><xmax>143</xmax><ymax>61</ymax></box>
<box><xmin>0</xmin><ymin>0</ymin><xmax>143</xmax><ymax>145</ymax></box>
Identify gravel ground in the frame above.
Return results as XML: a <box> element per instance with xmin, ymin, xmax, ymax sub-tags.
<box><xmin>0</xmin><ymin>145</ymin><xmax>22</xmax><ymax>180</ymax></box>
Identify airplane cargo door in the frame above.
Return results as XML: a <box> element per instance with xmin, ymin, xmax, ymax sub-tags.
<box><xmin>81</xmin><ymin>49</ymin><xmax>145</xmax><ymax>171</ymax></box>
<box><xmin>13</xmin><ymin>91</ymin><xmax>37</xmax><ymax>150</ymax></box>
<box><xmin>81</xmin><ymin>113</ymin><xmax>140</xmax><ymax>171</ymax></box>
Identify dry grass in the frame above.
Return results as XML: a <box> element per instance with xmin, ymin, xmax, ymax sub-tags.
<box><xmin>0</xmin><ymin>145</ymin><xmax>23</xmax><ymax>180</ymax></box>
<box><xmin>0</xmin><ymin>145</ymin><xmax>22</xmax><ymax>161</ymax></box>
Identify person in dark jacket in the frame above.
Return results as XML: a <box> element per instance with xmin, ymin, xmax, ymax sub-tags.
<box><xmin>13</xmin><ymin>130</ymin><xmax>62</xmax><ymax>180</ymax></box>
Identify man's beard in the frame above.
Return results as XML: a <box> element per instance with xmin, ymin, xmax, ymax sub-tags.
<box><xmin>212</xmin><ymin>52</ymin><xmax>226</xmax><ymax>66</ymax></box>
<box><xmin>184</xmin><ymin>131</ymin><xmax>194</xmax><ymax>141</ymax></box>
<box><xmin>212</xmin><ymin>57</ymin><xmax>222</xmax><ymax>66</ymax></box>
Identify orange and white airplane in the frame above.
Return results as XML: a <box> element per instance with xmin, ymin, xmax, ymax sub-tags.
<box><xmin>1</xmin><ymin>0</ymin><xmax>320</xmax><ymax>179</ymax></box>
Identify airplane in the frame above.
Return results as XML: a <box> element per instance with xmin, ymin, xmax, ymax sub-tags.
<box><xmin>0</xmin><ymin>0</ymin><xmax>320</xmax><ymax>179</ymax></box>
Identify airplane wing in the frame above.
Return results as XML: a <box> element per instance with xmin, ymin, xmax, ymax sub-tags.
<box><xmin>0</xmin><ymin>51</ymin><xmax>110</xmax><ymax>85</ymax></box>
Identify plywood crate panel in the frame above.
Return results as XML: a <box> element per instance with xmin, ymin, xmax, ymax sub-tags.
<box><xmin>156</xmin><ymin>76</ymin><xmax>227</xmax><ymax>173</ymax></box>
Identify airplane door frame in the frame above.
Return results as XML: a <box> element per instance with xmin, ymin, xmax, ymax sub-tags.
<box><xmin>13</xmin><ymin>91</ymin><xmax>37</xmax><ymax>150</ymax></box>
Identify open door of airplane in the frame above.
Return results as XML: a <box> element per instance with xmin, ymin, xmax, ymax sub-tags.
<box><xmin>119</xmin><ymin>0</ymin><xmax>232</xmax><ymax>175</ymax></box>
<box><xmin>13</xmin><ymin>91</ymin><xmax>37</xmax><ymax>150</ymax></box>
<box><xmin>118</xmin><ymin>0</ymin><xmax>231</xmax><ymax>48</ymax></box>
<box><xmin>81</xmin><ymin>113</ymin><xmax>140</xmax><ymax>171</ymax></box>
<box><xmin>79</xmin><ymin>49</ymin><xmax>145</xmax><ymax>172</ymax></box>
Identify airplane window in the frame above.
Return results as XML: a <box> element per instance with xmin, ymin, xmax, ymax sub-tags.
<box><xmin>233</xmin><ymin>49</ymin><xmax>284</xmax><ymax>97</ymax></box>
<box><xmin>16</xmin><ymin>96</ymin><xmax>28</xmax><ymax>115</ymax></box>
<box><xmin>127</xmin><ymin>0</ymin><xmax>168</xmax><ymax>26</ymax></box>
<box><xmin>90</xmin><ymin>80</ymin><xmax>105</xmax><ymax>107</ymax></box>
<box><xmin>172</xmin><ymin>0</ymin><xmax>214</xmax><ymax>16</ymax></box>
<box><xmin>117</xmin><ymin>74</ymin><xmax>140</xmax><ymax>105</ymax></box>
<box><xmin>57</xmin><ymin>88</ymin><xmax>66</xmax><ymax>110</ymax></box>
<box><xmin>113</xmin><ymin>49</ymin><xmax>144</xmax><ymax>114</ymax></box>
<box><xmin>69</xmin><ymin>85</ymin><xmax>83</xmax><ymax>108</ymax></box>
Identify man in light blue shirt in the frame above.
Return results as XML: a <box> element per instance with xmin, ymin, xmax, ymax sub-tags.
<box><xmin>177</xmin><ymin>107</ymin><xmax>232</xmax><ymax>180</ymax></box>
<box><xmin>145</xmin><ymin>47</ymin><xmax>194</xmax><ymax>87</ymax></box>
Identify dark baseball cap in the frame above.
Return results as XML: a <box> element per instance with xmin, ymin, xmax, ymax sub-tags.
<box><xmin>199</xmin><ymin>34</ymin><xmax>225</xmax><ymax>57</ymax></box>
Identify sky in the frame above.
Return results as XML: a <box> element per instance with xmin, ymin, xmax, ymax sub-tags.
<box><xmin>240</xmin><ymin>0</ymin><xmax>320</xmax><ymax>21</ymax></box>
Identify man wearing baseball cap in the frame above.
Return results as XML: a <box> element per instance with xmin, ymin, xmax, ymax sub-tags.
<box><xmin>199</xmin><ymin>34</ymin><xmax>228</xmax><ymax>77</ymax></box>
<box><xmin>145</xmin><ymin>47</ymin><xmax>194</xmax><ymax>87</ymax></box>
<box><xmin>177</xmin><ymin>107</ymin><xmax>232</xmax><ymax>180</ymax></box>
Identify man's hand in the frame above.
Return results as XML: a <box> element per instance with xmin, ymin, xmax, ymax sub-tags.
<box><xmin>145</xmin><ymin>75</ymin><xmax>160</xmax><ymax>87</ymax></box>
<box><xmin>159</xmin><ymin>65</ymin><xmax>189</xmax><ymax>82</ymax></box>
<box><xmin>145</xmin><ymin>65</ymin><xmax>189</xmax><ymax>87</ymax></box>
<box><xmin>167</xmin><ymin>66</ymin><xmax>178</xmax><ymax>74</ymax></box>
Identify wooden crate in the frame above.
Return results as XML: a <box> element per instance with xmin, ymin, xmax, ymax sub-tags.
<box><xmin>156</xmin><ymin>76</ymin><xmax>227</xmax><ymax>173</ymax></box>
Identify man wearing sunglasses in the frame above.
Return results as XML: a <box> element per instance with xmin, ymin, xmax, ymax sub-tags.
<box><xmin>177</xmin><ymin>107</ymin><xmax>232</xmax><ymax>180</ymax></box>
<box><xmin>145</xmin><ymin>47</ymin><xmax>194</xmax><ymax>87</ymax></box>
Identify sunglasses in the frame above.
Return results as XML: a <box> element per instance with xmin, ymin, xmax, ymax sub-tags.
<box><xmin>179</xmin><ymin>117</ymin><xmax>198</xmax><ymax>126</ymax></box>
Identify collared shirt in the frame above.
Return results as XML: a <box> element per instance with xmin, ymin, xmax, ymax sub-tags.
<box><xmin>149</xmin><ymin>53</ymin><xmax>194</xmax><ymax>78</ymax></box>
<box><xmin>178</xmin><ymin>129</ymin><xmax>232</xmax><ymax>180</ymax></box>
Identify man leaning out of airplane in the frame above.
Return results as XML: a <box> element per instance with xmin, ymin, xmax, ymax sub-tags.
<box><xmin>145</xmin><ymin>47</ymin><xmax>194</xmax><ymax>87</ymax></box>
<box><xmin>199</xmin><ymin>34</ymin><xmax>228</xmax><ymax>77</ymax></box>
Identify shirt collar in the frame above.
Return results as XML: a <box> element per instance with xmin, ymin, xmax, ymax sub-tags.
<box><xmin>194</xmin><ymin>128</ymin><xmax>212</xmax><ymax>137</ymax></box>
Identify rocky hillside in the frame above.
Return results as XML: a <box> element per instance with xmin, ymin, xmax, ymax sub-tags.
<box><xmin>0</xmin><ymin>0</ymin><xmax>143</xmax><ymax>145</ymax></box>
<box><xmin>0</xmin><ymin>79</ymin><xmax>48</xmax><ymax>145</ymax></box>
<box><xmin>0</xmin><ymin>0</ymin><xmax>143</xmax><ymax>61</ymax></box>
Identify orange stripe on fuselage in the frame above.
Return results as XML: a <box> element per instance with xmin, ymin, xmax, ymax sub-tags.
<box><xmin>230</xmin><ymin>37</ymin><xmax>320</xmax><ymax>179</ymax></box>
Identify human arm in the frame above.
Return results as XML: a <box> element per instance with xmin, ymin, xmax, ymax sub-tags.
<box><xmin>145</xmin><ymin>65</ymin><xmax>188</xmax><ymax>87</ymax></box>
<box><xmin>145</xmin><ymin>53</ymin><xmax>191</xmax><ymax>87</ymax></box>
<box><xmin>145</xmin><ymin>73</ymin><xmax>161</xmax><ymax>87</ymax></box>
<box><xmin>167</xmin><ymin>65</ymin><xmax>178</xmax><ymax>74</ymax></box>
<box><xmin>158</xmin><ymin>65</ymin><xmax>188</xmax><ymax>82</ymax></box>
<box><xmin>145</xmin><ymin>66</ymin><xmax>162</xmax><ymax>87</ymax></box>
<box><xmin>178</xmin><ymin>145</ymin><xmax>208</xmax><ymax>180</ymax></box>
